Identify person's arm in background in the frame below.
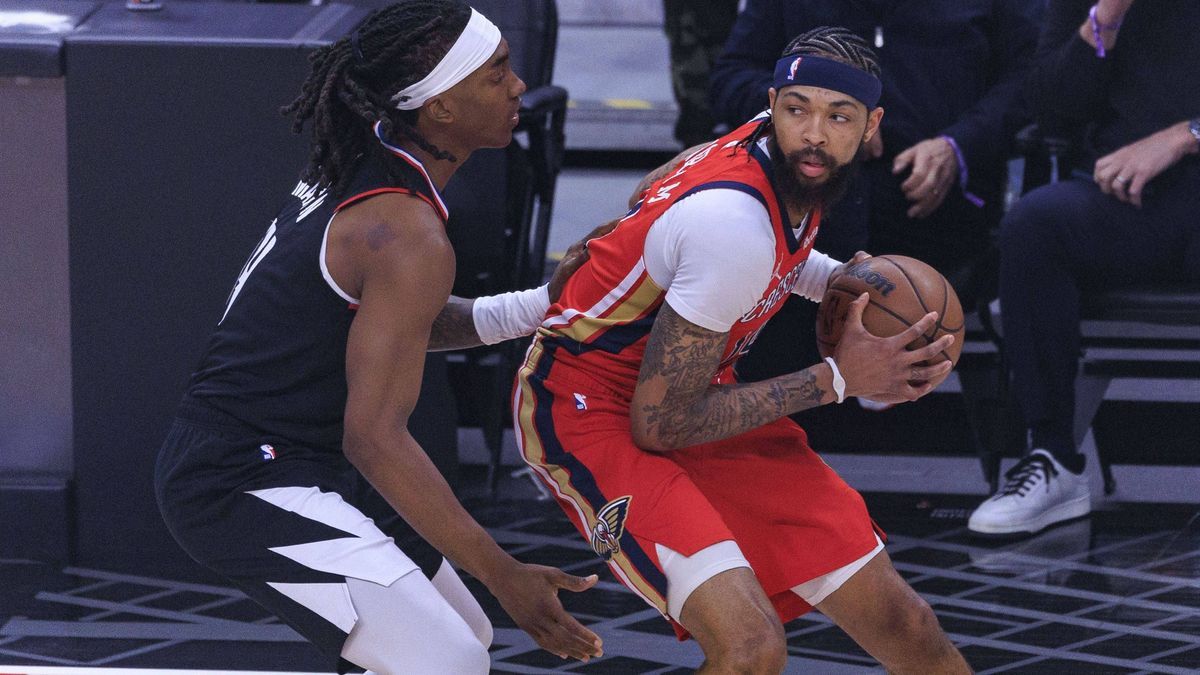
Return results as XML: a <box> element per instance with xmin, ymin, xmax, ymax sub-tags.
<box><xmin>893</xmin><ymin>0</ymin><xmax>1044</xmax><ymax>218</ymax></box>
<box><xmin>1028</xmin><ymin>0</ymin><xmax>1125</xmax><ymax>123</ymax></box>
<box><xmin>708</xmin><ymin>0</ymin><xmax>787</xmax><ymax>128</ymax></box>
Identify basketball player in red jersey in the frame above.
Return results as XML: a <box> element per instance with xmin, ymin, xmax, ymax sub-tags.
<box><xmin>513</xmin><ymin>27</ymin><xmax>970</xmax><ymax>673</ymax></box>
<box><xmin>156</xmin><ymin>2</ymin><xmax>604</xmax><ymax>672</ymax></box>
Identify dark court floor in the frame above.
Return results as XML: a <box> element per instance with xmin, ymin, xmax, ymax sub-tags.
<box><xmin>3</xmin><ymin>473</ymin><xmax>1198</xmax><ymax>674</ymax></box>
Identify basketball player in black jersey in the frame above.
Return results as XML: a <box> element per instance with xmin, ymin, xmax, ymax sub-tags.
<box><xmin>155</xmin><ymin>2</ymin><xmax>604</xmax><ymax>672</ymax></box>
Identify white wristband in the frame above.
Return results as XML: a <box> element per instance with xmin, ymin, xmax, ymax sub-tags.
<box><xmin>823</xmin><ymin>356</ymin><xmax>846</xmax><ymax>404</ymax></box>
<box><xmin>471</xmin><ymin>285</ymin><xmax>551</xmax><ymax>345</ymax></box>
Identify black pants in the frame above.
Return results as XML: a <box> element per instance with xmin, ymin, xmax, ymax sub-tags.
<box><xmin>998</xmin><ymin>166</ymin><xmax>1200</xmax><ymax>462</ymax></box>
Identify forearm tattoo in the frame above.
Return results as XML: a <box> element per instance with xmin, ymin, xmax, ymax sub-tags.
<box><xmin>637</xmin><ymin>305</ymin><xmax>827</xmax><ymax>449</ymax></box>
<box><xmin>427</xmin><ymin>296</ymin><xmax>483</xmax><ymax>351</ymax></box>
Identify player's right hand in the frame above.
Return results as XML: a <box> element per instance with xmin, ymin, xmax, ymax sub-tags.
<box><xmin>548</xmin><ymin>219</ymin><xmax>618</xmax><ymax>302</ymax></box>
<box><xmin>834</xmin><ymin>292</ymin><xmax>954</xmax><ymax>403</ymax></box>
<box><xmin>489</xmin><ymin>563</ymin><xmax>604</xmax><ymax>661</ymax></box>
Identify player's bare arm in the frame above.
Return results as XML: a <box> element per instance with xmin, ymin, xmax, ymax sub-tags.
<box><xmin>428</xmin><ymin>295</ymin><xmax>480</xmax><ymax>351</ymax></box>
<box><xmin>631</xmin><ymin>301</ymin><xmax>834</xmax><ymax>452</ymax></box>
<box><xmin>337</xmin><ymin>204</ymin><xmax>602</xmax><ymax>661</ymax></box>
<box><xmin>631</xmin><ymin>295</ymin><xmax>954</xmax><ymax>452</ymax></box>
<box><xmin>426</xmin><ymin>219</ymin><xmax>620</xmax><ymax>351</ymax></box>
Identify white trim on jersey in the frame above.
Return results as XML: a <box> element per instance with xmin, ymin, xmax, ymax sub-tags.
<box><xmin>372</xmin><ymin>121</ymin><xmax>450</xmax><ymax>221</ymax></box>
<box><xmin>543</xmin><ymin>258</ymin><xmax>649</xmax><ymax>329</ymax></box>
<box><xmin>319</xmin><ymin>213</ymin><xmax>361</xmax><ymax>305</ymax></box>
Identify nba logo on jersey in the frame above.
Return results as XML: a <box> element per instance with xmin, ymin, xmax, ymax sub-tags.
<box><xmin>259</xmin><ymin>444</ymin><xmax>276</xmax><ymax>461</ymax></box>
<box><xmin>788</xmin><ymin>56</ymin><xmax>803</xmax><ymax>80</ymax></box>
<box><xmin>574</xmin><ymin>393</ymin><xmax>588</xmax><ymax>410</ymax></box>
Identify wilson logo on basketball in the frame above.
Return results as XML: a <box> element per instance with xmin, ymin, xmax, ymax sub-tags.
<box><xmin>591</xmin><ymin>496</ymin><xmax>632</xmax><ymax>561</ymax></box>
<box><xmin>843</xmin><ymin>263</ymin><xmax>897</xmax><ymax>296</ymax></box>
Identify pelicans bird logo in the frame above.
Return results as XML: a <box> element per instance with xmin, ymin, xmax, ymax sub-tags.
<box><xmin>590</xmin><ymin>496</ymin><xmax>632</xmax><ymax>560</ymax></box>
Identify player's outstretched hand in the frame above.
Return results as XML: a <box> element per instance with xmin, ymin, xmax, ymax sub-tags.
<box><xmin>834</xmin><ymin>292</ymin><xmax>954</xmax><ymax>403</ymax></box>
<box><xmin>490</xmin><ymin>563</ymin><xmax>604</xmax><ymax>661</ymax></box>
<box><xmin>547</xmin><ymin>219</ymin><xmax>618</xmax><ymax>302</ymax></box>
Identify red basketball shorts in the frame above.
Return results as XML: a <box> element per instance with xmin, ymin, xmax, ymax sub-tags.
<box><xmin>513</xmin><ymin>338</ymin><xmax>883</xmax><ymax>637</ymax></box>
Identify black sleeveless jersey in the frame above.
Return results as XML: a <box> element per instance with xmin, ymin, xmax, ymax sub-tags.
<box><xmin>185</xmin><ymin>129</ymin><xmax>449</xmax><ymax>452</ymax></box>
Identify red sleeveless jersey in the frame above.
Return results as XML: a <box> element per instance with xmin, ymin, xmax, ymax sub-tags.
<box><xmin>537</xmin><ymin>118</ymin><xmax>822</xmax><ymax>394</ymax></box>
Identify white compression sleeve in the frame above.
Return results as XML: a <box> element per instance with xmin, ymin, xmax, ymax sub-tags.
<box><xmin>471</xmin><ymin>285</ymin><xmax>551</xmax><ymax>345</ymax></box>
<box><xmin>791</xmin><ymin>250</ymin><xmax>843</xmax><ymax>302</ymax></box>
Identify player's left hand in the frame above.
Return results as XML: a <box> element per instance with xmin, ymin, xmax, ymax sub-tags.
<box><xmin>489</xmin><ymin>563</ymin><xmax>604</xmax><ymax>661</ymax></box>
<box><xmin>827</xmin><ymin>251</ymin><xmax>872</xmax><ymax>289</ymax></box>
<box><xmin>893</xmin><ymin>137</ymin><xmax>958</xmax><ymax>219</ymax></box>
<box><xmin>547</xmin><ymin>219</ymin><xmax>619</xmax><ymax>302</ymax></box>
<box><xmin>1093</xmin><ymin>122</ymin><xmax>1195</xmax><ymax>208</ymax></box>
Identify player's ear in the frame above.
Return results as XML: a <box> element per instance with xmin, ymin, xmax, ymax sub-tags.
<box><xmin>767</xmin><ymin>87</ymin><xmax>778</xmax><ymax>110</ymax></box>
<box><xmin>864</xmin><ymin>106</ymin><xmax>884</xmax><ymax>143</ymax></box>
<box><xmin>423</xmin><ymin>95</ymin><xmax>455</xmax><ymax>124</ymax></box>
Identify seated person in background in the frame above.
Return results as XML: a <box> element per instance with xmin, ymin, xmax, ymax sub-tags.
<box><xmin>709</xmin><ymin>0</ymin><xmax>1042</xmax><ymax>386</ymax></box>
<box><xmin>662</xmin><ymin>0</ymin><xmax>740</xmax><ymax>148</ymax></box>
<box><xmin>513</xmin><ymin>27</ymin><xmax>970</xmax><ymax>674</ymax></box>
<box><xmin>968</xmin><ymin>0</ymin><xmax>1200</xmax><ymax>536</ymax></box>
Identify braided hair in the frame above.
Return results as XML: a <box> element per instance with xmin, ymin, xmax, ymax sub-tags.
<box><xmin>280</xmin><ymin>0</ymin><xmax>472</xmax><ymax>196</ymax></box>
<box><xmin>743</xmin><ymin>26</ymin><xmax>881</xmax><ymax>150</ymax></box>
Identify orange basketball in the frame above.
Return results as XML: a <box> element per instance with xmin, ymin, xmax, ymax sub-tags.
<box><xmin>816</xmin><ymin>255</ymin><xmax>964</xmax><ymax>369</ymax></box>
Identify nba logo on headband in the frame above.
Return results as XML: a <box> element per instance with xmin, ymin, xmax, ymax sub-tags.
<box><xmin>772</xmin><ymin>53</ymin><xmax>882</xmax><ymax>108</ymax></box>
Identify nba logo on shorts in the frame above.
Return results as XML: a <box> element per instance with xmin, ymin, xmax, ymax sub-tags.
<box><xmin>574</xmin><ymin>393</ymin><xmax>588</xmax><ymax>410</ymax></box>
<box><xmin>590</xmin><ymin>496</ymin><xmax>631</xmax><ymax>560</ymax></box>
<box><xmin>259</xmin><ymin>444</ymin><xmax>276</xmax><ymax>461</ymax></box>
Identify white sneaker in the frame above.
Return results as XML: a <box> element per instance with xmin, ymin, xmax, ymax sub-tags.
<box><xmin>968</xmin><ymin>449</ymin><xmax>1091</xmax><ymax>536</ymax></box>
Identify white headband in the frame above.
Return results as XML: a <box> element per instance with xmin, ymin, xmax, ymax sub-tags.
<box><xmin>390</xmin><ymin>8</ymin><xmax>501</xmax><ymax>111</ymax></box>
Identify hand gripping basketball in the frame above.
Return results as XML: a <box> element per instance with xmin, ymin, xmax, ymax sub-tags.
<box><xmin>830</xmin><ymin>292</ymin><xmax>955</xmax><ymax>404</ymax></box>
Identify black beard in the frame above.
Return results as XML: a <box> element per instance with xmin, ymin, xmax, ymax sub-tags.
<box><xmin>768</xmin><ymin>134</ymin><xmax>862</xmax><ymax>216</ymax></box>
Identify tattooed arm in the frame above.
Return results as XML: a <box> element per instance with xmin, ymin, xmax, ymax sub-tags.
<box><xmin>630</xmin><ymin>296</ymin><xmax>956</xmax><ymax>452</ymax></box>
<box><xmin>427</xmin><ymin>296</ymin><xmax>481</xmax><ymax>351</ymax></box>
<box><xmin>630</xmin><ymin>302</ymin><xmax>838</xmax><ymax>452</ymax></box>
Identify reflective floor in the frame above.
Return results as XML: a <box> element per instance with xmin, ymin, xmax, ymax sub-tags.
<box><xmin>3</xmin><ymin>483</ymin><xmax>1198</xmax><ymax>674</ymax></box>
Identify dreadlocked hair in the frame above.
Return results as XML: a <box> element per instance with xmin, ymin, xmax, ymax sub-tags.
<box><xmin>280</xmin><ymin>0</ymin><xmax>472</xmax><ymax>197</ymax></box>
<box><xmin>742</xmin><ymin>26</ymin><xmax>881</xmax><ymax>151</ymax></box>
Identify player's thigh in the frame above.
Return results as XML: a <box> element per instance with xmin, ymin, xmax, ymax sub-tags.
<box><xmin>430</xmin><ymin>557</ymin><xmax>493</xmax><ymax>648</ymax></box>
<box><xmin>814</xmin><ymin>548</ymin><xmax>937</xmax><ymax>651</ymax></box>
<box><xmin>1002</xmin><ymin>178</ymin><xmax>1184</xmax><ymax>284</ymax></box>
<box><xmin>341</xmin><ymin>572</ymin><xmax>490</xmax><ymax>675</ymax></box>
<box><xmin>517</xmin><ymin>363</ymin><xmax>737</xmax><ymax>616</ymax></box>
<box><xmin>678</xmin><ymin>566</ymin><xmax>784</xmax><ymax>656</ymax></box>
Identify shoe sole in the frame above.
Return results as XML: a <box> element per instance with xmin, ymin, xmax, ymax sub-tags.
<box><xmin>968</xmin><ymin>493</ymin><xmax>1092</xmax><ymax>537</ymax></box>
